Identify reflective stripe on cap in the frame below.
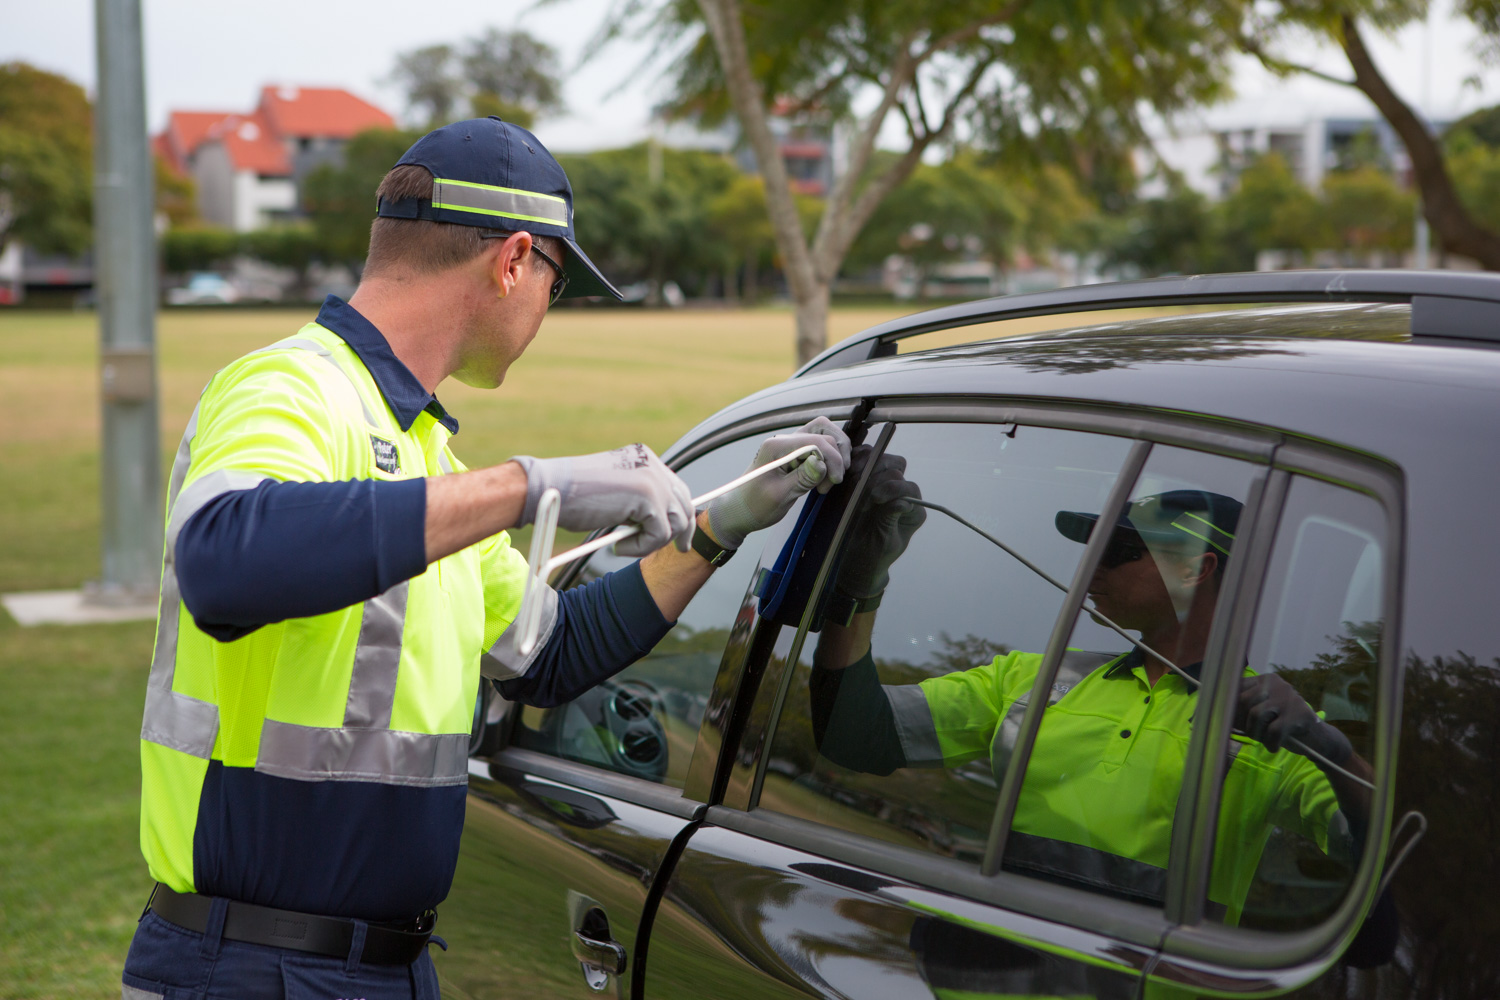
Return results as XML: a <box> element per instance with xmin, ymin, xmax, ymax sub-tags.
<box><xmin>430</xmin><ymin>178</ymin><xmax>568</xmax><ymax>228</ymax></box>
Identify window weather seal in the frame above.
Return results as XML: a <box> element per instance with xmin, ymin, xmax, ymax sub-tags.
<box><xmin>1161</xmin><ymin>467</ymin><xmax>1287</xmax><ymax>926</ymax></box>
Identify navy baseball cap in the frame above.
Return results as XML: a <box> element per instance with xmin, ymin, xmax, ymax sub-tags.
<box><xmin>375</xmin><ymin>117</ymin><xmax>622</xmax><ymax>300</ymax></box>
<box><xmin>1056</xmin><ymin>490</ymin><xmax>1242</xmax><ymax>560</ymax></box>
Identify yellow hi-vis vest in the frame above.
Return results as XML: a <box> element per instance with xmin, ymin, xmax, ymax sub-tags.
<box><xmin>139</xmin><ymin>322</ymin><xmax>533</xmax><ymax>917</ymax></box>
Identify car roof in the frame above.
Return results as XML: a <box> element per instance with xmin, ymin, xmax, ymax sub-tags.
<box><xmin>674</xmin><ymin>301</ymin><xmax>1500</xmax><ymax>470</ymax></box>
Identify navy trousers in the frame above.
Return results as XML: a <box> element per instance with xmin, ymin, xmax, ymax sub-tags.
<box><xmin>122</xmin><ymin>904</ymin><xmax>440</xmax><ymax>1000</ymax></box>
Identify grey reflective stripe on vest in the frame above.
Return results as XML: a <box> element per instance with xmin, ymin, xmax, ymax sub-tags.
<box><xmin>123</xmin><ymin>984</ymin><xmax>165</xmax><ymax>1000</ymax></box>
<box><xmin>141</xmin><ymin>401</ymin><xmax>219</xmax><ymax>758</ymax></box>
<box><xmin>989</xmin><ymin>650</ymin><xmax>1120</xmax><ymax>783</ymax></box>
<box><xmin>886</xmin><ymin>684</ymin><xmax>944</xmax><ymax>767</ymax></box>
<box><xmin>1003</xmin><ymin>829</ymin><xmax>1167</xmax><ymax>906</ymax></box>
<box><xmin>482</xmin><ymin>584</ymin><xmax>557</xmax><ymax>681</ymax></box>
<box><xmin>430</xmin><ymin>178</ymin><xmax>569</xmax><ymax>227</ymax></box>
<box><xmin>141</xmin><ymin>336</ymin><xmax>465</xmax><ymax>786</ymax></box>
<box><xmin>254</xmin><ymin>722</ymin><xmax>470</xmax><ymax>787</ymax></box>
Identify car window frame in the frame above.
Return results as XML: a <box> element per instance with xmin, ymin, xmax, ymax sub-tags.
<box><xmin>714</xmin><ymin>395</ymin><xmax>1403</xmax><ymax>979</ymax></box>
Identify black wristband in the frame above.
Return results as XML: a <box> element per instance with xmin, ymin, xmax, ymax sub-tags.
<box><xmin>825</xmin><ymin>589</ymin><xmax>884</xmax><ymax>628</ymax></box>
<box><xmin>691</xmin><ymin>524</ymin><xmax>735</xmax><ymax>567</ymax></box>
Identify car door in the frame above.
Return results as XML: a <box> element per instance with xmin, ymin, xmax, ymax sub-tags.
<box><xmin>642</xmin><ymin>405</ymin><xmax>1407</xmax><ymax>1000</ymax></box>
<box><xmin>433</xmin><ymin>418</ymin><xmax>834</xmax><ymax>999</ymax></box>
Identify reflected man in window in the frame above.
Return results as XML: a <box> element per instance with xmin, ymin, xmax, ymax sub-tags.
<box><xmin>810</xmin><ymin>454</ymin><xmax>1375</xmax><ymax>923</ymax></box>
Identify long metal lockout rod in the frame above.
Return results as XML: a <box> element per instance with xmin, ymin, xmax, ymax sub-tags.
<box><xmin>514</xmin><ymin>444</ymin><xmax>823</xmax><ymax>656</ymax></box>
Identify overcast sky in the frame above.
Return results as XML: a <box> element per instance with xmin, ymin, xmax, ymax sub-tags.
<box><xmin>5</xmin><ymin>0</ymin><xmax>1498</xmax><ymax>152</ymax></box>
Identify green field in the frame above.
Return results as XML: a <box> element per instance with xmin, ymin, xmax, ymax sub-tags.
<box><xmin>0</xmin><ymin>302</ymin><xmax>921</xmax><ymax>996</ymax></box>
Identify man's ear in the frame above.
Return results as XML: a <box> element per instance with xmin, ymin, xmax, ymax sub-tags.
<box><xmin>486</xmin><ymin>231</ymin><xmax>533</xmax><ymax>298</ymax></box>
<box><xmin>1184</xmin><ymin>551</ymin><xmax>1218</xmax><ymax>586</ymax></box>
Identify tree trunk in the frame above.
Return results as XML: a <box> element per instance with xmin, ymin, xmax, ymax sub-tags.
<box><xmin>794</xmin><ymin>281</ymin><xmax>830</xmax><ymax>367</ymax></box>
<box><xmin>1340</xmin><ymin>15</ymin><xmax>1500</xmax><ymax>269</ymax></box>
<box><xmin>723</xmin><ymin>262</ymin><xmax>738</xmax><ymax>304</ymax></box>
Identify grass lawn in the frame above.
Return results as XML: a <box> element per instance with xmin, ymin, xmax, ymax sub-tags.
<box><xmin>0</xmin><ymin>302</ymin><xmax>915</xmax><ymax>997</ymax></box>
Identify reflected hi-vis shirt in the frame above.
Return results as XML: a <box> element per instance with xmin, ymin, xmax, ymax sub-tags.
<box><xmin>811</xmin><ymin>648</ymin><xmax>1343</xmax><ymax>922</ymax></box>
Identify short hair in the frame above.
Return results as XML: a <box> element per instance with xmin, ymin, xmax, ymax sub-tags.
<box><xmin>364</xmin><ymin>164</ymin><xmax>563</xmax><ymax>278</ymax></box>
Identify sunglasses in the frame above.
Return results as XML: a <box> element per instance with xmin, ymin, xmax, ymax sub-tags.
<box><xmin>480</xmin><ymin>232</ymin><xmax>569</xmax><ymax>306</ymax></box>
<box><xmin>1099</xmin><ymin>531</ymin><xmax>1148</xmax><ymax>569</ymax></box>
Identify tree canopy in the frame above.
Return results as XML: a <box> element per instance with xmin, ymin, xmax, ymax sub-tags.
<box><xmin>594</xmin><ymin>0</ymin><xmax>1243</xmax><ymax>362</ymax></box>
<box><xmin>0</xmin><ymin>62</ymin><xmax>93</xmax><ymax>256</ymax></box>
<box><xmin>388</xmin><ymin>31</ymin><xmax>566</xmax><ymax>129</ymax></box>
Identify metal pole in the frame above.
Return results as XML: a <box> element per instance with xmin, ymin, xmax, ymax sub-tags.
<box><xmin>90</xmin><ymin>0</ymin><xmax>161</xmax><ymax>605</ymax></box>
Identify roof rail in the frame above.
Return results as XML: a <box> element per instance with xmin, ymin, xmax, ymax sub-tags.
<box><xmin>795</xmin><ymin>269</ymin><xmax>1500</xmax><ymax>377</ymax></box>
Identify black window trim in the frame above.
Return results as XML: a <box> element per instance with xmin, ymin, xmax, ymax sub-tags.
<box><xmin>726</xmin><ymin>395</ymin><xmax>1406</xmax><ymax>980</ymax></box>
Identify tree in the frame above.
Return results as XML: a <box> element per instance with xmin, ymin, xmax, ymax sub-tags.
<box><xmin>1238</xmin><ymin>2</ymin><xmax>1500</xmax><ymax>269</ymax></box>
<box><xmin>1321</xmin><ymin>164</ymin><xmax>1414</xmax><ymax>255</ymax></box>
<box><xmin>595</xmin><ymin>0</ymin><xmax>1238</xmax><ymax>364</ymax></box>
<box><xmin>390</xmin><ymin>31</ymin><xmax>567</xmax><ymax>130</ymax></box>
<box><xmin>302</xmin><ymin>127</ymin><xmax>423</xmax><ymax>269</ymax></box>
<box><xmin>1217</xmin><ymin>152</ymin><xmax>1326</xmax><ymax>265</ymax></box>
<box><xmin>705</xmin><ymin>173</ymin><xmax>775</xmax><ymax>301</ymax></box>
<box><xmin>155</xmin><ymin>156</ymin><xmax>197</xmax><ymax>228</ymax></box>
<box><xmin>846</xmin><ymin>151</ymin><xmax>1026</xmax><ymax>295</ymax></box>
<box><xmin>463</xmin><ymin>29</ymin><xmax>565</xmax><ymax>127</ymax></box>
<box><xmin>388</xmin><ymin>45</ymin><xmax>463</xmax><ymax>127</ymax></box>
<box><xmin>561</xmin><ymin>143</ymin><xmax>745</xmax><ymax>298</ymax></box>
<box><xmin>0</xmin><ymin>62</ymin><xmax>93</xmax><ymax>256</ymax></box>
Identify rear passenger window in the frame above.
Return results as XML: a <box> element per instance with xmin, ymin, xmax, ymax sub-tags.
<box><xmin>1207</xmin><ymin>476</ymin><xmax>1387</xmax><ymax>930</ymax></box>
<box><xmin>509</xmin><ymin>434</ymin><xmax>789</xmax><ymax>789</ymax></box>
<box><xmin>758</xmin><ymin>422</ymin><xmax>1134</xmax><ymax>863</ymax></box>
<box><xmin>1000</xmin><ymin>445</ymin><xmax>1261</xmax><ymax>907</ymax></box>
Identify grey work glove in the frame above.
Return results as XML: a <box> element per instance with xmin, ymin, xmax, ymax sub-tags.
<box><xmin>705</xmin><ymin>416</ymin><xmax>852</xmax><ymax>550</ymax></box>
<box><xmin>512</xmin><ymin>444</ymin><xmax>695</xmax><ymax>557</ymax></box>
<box><xmin>1237</xmin><ymin>673</ymin><xmax>1354</xmax><ymax>766</ymax></box>
<box><xmin>835</xmin><ymin>449</ymin><xmax>926</xmax><ymax>599</ymax></box>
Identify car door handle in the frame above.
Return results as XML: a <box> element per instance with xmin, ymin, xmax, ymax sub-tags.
<box><xmin>573</xmin><ymin>928</ymin><xmax>627</xmax><ymax>976</ymax></box>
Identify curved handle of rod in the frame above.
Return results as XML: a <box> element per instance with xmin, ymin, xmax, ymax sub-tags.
<box><xmin>516</xmin><ymin>487</ymin><xmax>561</xmax><ymax>658</ymax></box>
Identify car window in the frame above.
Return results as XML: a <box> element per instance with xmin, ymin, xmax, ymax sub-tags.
<box><xmin>758</xmin><ymin>422</ymin><xmax>1135</xmax><ymax>863</ymax></box>
<box><xmin>509</xmin><ymin>432</ymin><xmax>788</xmax><ymax>790</ymax></box>
<box><xmin>999</xmin><ymin>445</ymin><xmax>1262</xmax><ymax>909</ymax></box>
<box><xmin>1206</xmin><ymin>475</ymin><xmax>1387</xmax><ymax>931</ymax></box>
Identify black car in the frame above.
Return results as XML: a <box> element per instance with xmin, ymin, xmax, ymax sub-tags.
<box><xmin>436</xmin><ymin>271</ymin><xmax>1500</xmax><ymax>999</ymax></box>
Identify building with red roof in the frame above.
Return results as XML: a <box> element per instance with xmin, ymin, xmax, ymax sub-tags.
<box><xmin>157</xmin><ymin>86</ymin><xmax>393</xmax><ymax>231</ymax></box>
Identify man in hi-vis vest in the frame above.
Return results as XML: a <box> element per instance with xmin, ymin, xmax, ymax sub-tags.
<box><xmin>123</xmin><ymin>118</ymin><xmax>850</xmax><ymax>998</ymax></box>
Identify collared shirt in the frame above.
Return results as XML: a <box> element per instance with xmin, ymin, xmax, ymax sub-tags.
<box><xmin>315</xmin><ymin>296</ymin><xmax>459</xmax><ymax>433</ymax></box>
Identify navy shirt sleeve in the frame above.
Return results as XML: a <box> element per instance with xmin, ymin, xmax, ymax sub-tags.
<box><xmin>175</xmin><ymin>479</ymin><xmax>428</xmax><ymax>641</ymax></box>
<box><xmin>498</xmin><ymin>560</ymin><xmax>674</xmax><ymax>708</ymax></box>
<box><xmin>178</xmin><ymin>481</ymin><xmax>673</xmax><ymax>704</ymax></box>
<box><xmin>810</xmin><ymin>651</ymin><xmax>909</xmax><ymax>775</ymax></box>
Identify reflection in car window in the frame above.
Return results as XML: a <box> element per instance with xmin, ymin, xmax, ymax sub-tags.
<box><xmin>510</xmin><ymin>433</ymin><xmax>778</xmax><ymax>790</ymax></box>
<box><xmin>760</xmin><ymin>423</ymin><xmax>1134</xmax><ymax>863</ymax></box>
<box><xmin>1210</xmin><ymin>476</ymin><xmax>1386</xmax><ymax>931</ymax></box>
<box><xmin>998</xmin><ymin>446</ymin><xmax>1262</xmax><ymax>909</ymax></box>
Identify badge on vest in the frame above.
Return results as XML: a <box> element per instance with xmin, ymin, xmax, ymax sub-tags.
<box><xmin>370</xmin><ymin>434</ymin><xmax>401</xmax><ymax>474</ymax></box>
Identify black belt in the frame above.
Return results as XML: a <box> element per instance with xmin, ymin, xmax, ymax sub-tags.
<box><xmin>148</xmin><ymin>884</ymin><xmax>435</xmax><ymax>966</ymax></box>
